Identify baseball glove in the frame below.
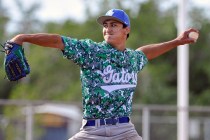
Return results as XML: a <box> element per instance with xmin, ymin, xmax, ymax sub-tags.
<box><xmin>1</xmin><ymin>41</ymin><xmax>30</xmax><ymax>81</ymax></box>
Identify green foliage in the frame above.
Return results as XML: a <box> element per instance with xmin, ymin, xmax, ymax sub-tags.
<box><xmin>188</xmin><ymin>11</ymin><xmax>210</xmax><ymax>104</ymax></box>
<box><xmin>1</xmin><ymin>0</ymin><xmax>210</xmax><ymax>106</ymax></box>
<box><xmin>10</xmin><ymin>46</ymin><xmax>82</xmax><ymax>101</ymax></box>
<box><xmin>0</xmin><ymin>2</ymin><xmax>14</xmax><ymax>99</ymax></box>
<box><xmin>129</xmin><ymin>0</ymin><xmax>178</xmax><ymax>104</ymax></box>
<box><xmin>1</xmin><ymin>1</ymin><xmax>210</xmax><ymax>140</ymax></box>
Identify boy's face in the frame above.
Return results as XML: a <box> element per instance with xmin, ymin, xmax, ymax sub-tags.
<box><xmin>102</xmin><ymin>19</ymin><xmax>130</xmax><ymax>47</ymax></box>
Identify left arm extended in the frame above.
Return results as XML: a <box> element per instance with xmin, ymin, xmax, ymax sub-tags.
<box><xmin>136</xmin><ymin>28</ymin><xmax>199</xmax><ymax>60</ymax></box>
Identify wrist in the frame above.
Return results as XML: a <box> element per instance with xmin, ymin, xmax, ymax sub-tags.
<box><xmin>10</xmin><ymin>34</ymin><xmax>25</xmax><ymax>45</ymax></box>
<box><xmin>170</xmin><ymin>39</ymin><xmax>181</xmax><ymax>46</ymax></box>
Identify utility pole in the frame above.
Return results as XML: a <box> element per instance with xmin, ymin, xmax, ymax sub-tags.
<box><xmin>177</xmin><ymin>0</ymin><xmax>189</xmax><ymax>140</ymax></box>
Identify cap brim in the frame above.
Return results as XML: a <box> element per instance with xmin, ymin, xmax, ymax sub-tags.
<box><xmin>97</xmin><ymin>16</ymin><xmax>124</xmax><ymax>26</ymax></box>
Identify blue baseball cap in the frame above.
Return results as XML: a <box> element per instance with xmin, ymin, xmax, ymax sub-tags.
<box><xmin>97</xmin><ymin>9</ymin><xmax>130</xmax><ymax>27</ymax></box>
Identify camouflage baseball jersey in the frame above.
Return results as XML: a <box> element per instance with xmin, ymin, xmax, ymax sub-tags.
<box><xmin>62</xmin><ymin>36</ymin><xmax>148</xmax><ymax>119</ymax></box>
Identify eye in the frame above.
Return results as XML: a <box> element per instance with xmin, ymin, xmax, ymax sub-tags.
<box><xmin>111</xmin><ymin>24</ymin><xmax>117</xmax><ymax>27</ymax></box>
<box><xmin>103</xmin><ymin>24</ymin><xmax>108</xmax><ymax>28</ymax></box>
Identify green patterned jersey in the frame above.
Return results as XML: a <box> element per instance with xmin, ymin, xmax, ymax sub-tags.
<box><xmin>62</xmin><ymin>36</ymin><xmax>148</xmax><ymax>119</ymax></box>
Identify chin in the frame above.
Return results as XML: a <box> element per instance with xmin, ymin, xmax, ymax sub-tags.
<box><xmin>104</xmin><ymin>36</ymin><xmax>113</xmax><ymax>43</ymax></box>
<box><xmin>105</xmin><ymin>39</ymin><xmax>114</xmax><ymax>45</ymax></box>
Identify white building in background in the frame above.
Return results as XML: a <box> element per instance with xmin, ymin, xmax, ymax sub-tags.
<box><xmin>24</xmin><ymin>104</ymin><xmax>82</xmax><ymax>140</ymax></box>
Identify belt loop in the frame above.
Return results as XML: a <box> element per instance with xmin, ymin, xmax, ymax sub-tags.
<box><xmin>82</xmin><ymin>119</ymin><xmax>88</xmax><ymax>128</ymax></box>
<box><xmin>104</xmin><ymin>118</ymin><xmax>107</xmax><ymax>125</ymax></box>
<box><xmin>95</xmin><ymin>119</ymin><xmax>98</xmax><ymax>127</ymax></box>
<box><xmin>96</xmin><ymin>119</ymin><xmax>100</xmax><ymax>127</ymax></box>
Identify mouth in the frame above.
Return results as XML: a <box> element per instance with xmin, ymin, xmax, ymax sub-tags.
<box><xmin>105</xmin><ymin>33</ymin><xmax>112</xmax><ymax>35</ymax></box>
<box><xmin>104</xmin><ymin>34</ymin><xmax>113</xmax><ymax>39</ymax></box>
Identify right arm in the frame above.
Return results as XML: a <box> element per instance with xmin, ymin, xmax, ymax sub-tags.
<box><xmin>136</xmin><ymin>28</ymin><xmax>199</xmax><ymax>60</ymax></box>
<box><xmin>10</xmin><ymin>33</ymin><xmax>65</xmax><ymax>50</ymax></box>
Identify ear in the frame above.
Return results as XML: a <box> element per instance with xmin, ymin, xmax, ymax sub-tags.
<box><xmin>124</xmin><ymin>27</ymin><xmax>130</xmax><ymax>35</ymax></box>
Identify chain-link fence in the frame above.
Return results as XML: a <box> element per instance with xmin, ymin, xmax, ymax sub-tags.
<box><xmin>0</xmin><ymin>99</ymin><xmax>210</xmax><ymax>140</ymax></box>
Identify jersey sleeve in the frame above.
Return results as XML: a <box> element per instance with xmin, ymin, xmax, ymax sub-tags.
<box><xmin>135</xmin><ymin>50</ymin><xmax>148</xmax><ymax>72</ymax></box>
<box><xmin>61</xmin><ymin>36</ymin><xmax>97</xmax><ymax>67</ymax></box>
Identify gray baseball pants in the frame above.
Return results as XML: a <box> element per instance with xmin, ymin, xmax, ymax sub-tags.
<box><xmin>68</xmin><ymin>119</ymin><xmax>142</xmax><ymax>140</ymax></box>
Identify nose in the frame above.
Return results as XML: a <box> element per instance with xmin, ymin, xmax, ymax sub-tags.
<box><xmin>104</xmin><ymin>25</ymin><xmax>112</xmax><ymax>33</ymax></box>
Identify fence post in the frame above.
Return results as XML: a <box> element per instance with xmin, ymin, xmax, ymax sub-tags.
<box><xmin>204</xmin><ymin>119</ymin><xmax>210</xmax><ymax>140</ymax></box>
<box><xmin>142</xmin><ymin>107</ymin><xmax>150</xmax><ymax>140</ymax></box>
<box><xmin>25</xmin><ymin>105</ymin><xmax>33</xmax><ymax>140</ymax></box>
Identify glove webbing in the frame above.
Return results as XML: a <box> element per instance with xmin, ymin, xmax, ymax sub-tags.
<box><xmin>6</xmin><ymin>57</ymin><xmax>25</xmax><ymax>81</ymax></box>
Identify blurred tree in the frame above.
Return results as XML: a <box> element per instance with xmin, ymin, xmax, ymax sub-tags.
<box><xmin>128</xmin><ymin>0</ymin><xmax>178</xmax><ymax>104</ymax></box>
<box><xmin>188</xmin><ymin>7</ymin><xmax>210</xmax><ymax>105</ymax></box>
<box><xmin>0</xmin><ymin>0</ymin><xmax>15</xmax><ymax>99</ymax></box>
<box><xmin>4</xmin><ymin>0</ymin><xmax>210</xmax><ymax>106</ymax></box>
<box><xmin>11</xmin><ymin>0</ymin><xmax>42</xmax><ymax>34</ymax></box>
<box><xmin>3</xmin><ymin>0</ymin><xmax>210</xmax><ymax>139</ymax></box>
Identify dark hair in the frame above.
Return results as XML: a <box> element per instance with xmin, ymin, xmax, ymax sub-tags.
<box><xmin>123</xmin><ymin>24</ymin><xmax>130</xmax><ymax>39</ymax></box>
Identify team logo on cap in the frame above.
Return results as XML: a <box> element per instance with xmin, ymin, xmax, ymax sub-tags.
<box><xmin>106</xmin><ymin>10</ymin><xmax>114</xmax><ymax>16</ymax></box>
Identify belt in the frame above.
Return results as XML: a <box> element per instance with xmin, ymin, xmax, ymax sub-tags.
<box><xmin>85</xmin><ymin>117</ymin><xmax>130</xmax><ymax>126</ymax></box>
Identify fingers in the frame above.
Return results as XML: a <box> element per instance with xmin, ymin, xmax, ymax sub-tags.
<box><xmin>188</xmin><ymin>28</ymin><xmax>199</xmax><ymax>33</ymax></box>
<box><xmin>185</xmin><ymin>28</ymin><xmax>199</xmax><ymax>37</ymax></box>
<box><xmin>188</xmin><ymin>28</ymin><xmax>199</xmax><ymax>42</ymax></box>
<box><xmin>182</xmin><ymin>28</ymin><xmax>199</xmax><ymax>43</ymax></box>
<box><xmin>176</xmin><ymin>28</ymin><xmax>199</xmax><ymax>45</ymax></box>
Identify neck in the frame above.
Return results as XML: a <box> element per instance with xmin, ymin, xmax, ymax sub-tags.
<box><xmin>107</xmin><ymin>42</ymin><xmax>126</xmax><ymax>51</ymax></box>
<box><xmin>114</xmin><ymin>45</ymin><xmax>126</xmax><ymax>51</ymax></box>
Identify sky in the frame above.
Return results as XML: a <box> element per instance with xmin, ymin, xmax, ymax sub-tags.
<box><xmin>2</xmin><ymin>0</ymin><xmax>86</xmax><ymax>22</ymax></box>
<box><xmin>2</xmin><ymin>0</ymin><xmax>210</xmax><ymax>33</ymax></box>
